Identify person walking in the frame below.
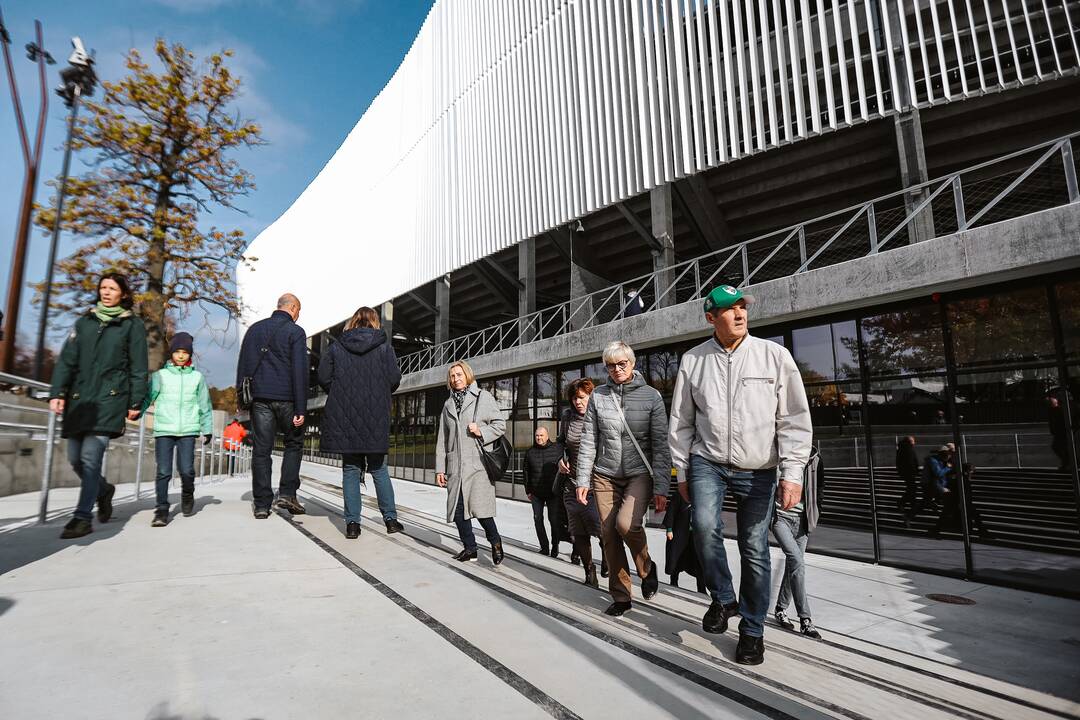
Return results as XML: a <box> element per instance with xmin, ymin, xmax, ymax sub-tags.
<box><xmin>236</xmin><ymin>293</ymin><xmax>308</xmax><ymax>519</ymax></box>
<box><xmin>575</xmin><ymin>341</ymin><xmax>670</xmax><ymax>617</ymax></box>
<box><xmin>49</xmin><ymin>273</ymin><xmax>148</xmax><ymax>539</ymax></box>
<box><xmin>664</xmin><ymin>482</ymin><xmax>706</xmax><ymax>593</ymax></box>
<box><xmin>524</xmin><ymin>426</ymin><xmax>564</xmax><ymax>557</ymax></box>
<box><xmin>895</xmin><ymin>436</ymin><xmax>920</xmax><ymax>521</ymax></box>
<box><xmin>772</xmin><ymin>449</ymin><xmax>824</xmax><ymax>640</ymax></box>
<box><xmin>143</xmin><ymin>332</ymin><xmax>213</xmax><ymax>526</ymax></box>
<box><xmin>317</xmin><ymin>306</ymin><xmax>404</xmax><ymax>539</ymax></box>
<box><xmin>557</xmin><ymin>378</ymin><xmax>607</xmax><ymax>587</ymax></box>
<box><xmin>669</xmin><ymin>285</ymin><xmax>812</xmax><ymax>665</ymax></box>
<box><xmin>222</xmin><ymin>418</ymin><xmax>248</xmax><ymax>474</ymax></box>
<box><xmin>435</xmin><ymin>361</ymin><xmax>506</xmax><ymax>564</ymax></box>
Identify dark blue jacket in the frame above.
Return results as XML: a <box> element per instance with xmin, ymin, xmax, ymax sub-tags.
<box><xmin>317</xmin><ymin>327</ymin><xmax>401</xmax><ymax>454</ymax></box>
<box><xmin>236</xmin><ymin>310</ymin><xmax>309</xmax><ymax>414</ymax></box>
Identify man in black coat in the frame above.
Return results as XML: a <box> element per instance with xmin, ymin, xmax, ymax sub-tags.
<box><xmin>524</xmin><ymin>426</ymin><xmax>565</xmax><ymax>558</ymax></box>
<box><xmin>895</xmin><ymin>436</ymin><xmax>920</xmax><ymax>518</ymax></box>
<box><xmin>236</xmin><ymin>293</ymin><xmax>309</xmax><ymax>519</ymax></box>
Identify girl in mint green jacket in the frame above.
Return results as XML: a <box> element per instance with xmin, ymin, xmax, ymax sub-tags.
<box><xmin>145</xmin><ymin>332</ymin><xmax>213</xmax><ymax>526</ymax></box>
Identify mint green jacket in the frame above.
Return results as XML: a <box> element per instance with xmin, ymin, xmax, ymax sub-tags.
<box><xmin>145</xmin><ymin>363</ymin><xmax>213</xmax><ymax>437</ymax></box>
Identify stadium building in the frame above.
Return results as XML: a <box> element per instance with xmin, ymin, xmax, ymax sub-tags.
<box><xmin>239</xmin><ymin>0</ymin><xmax>1080</xmax><ymax>596</ymax></box>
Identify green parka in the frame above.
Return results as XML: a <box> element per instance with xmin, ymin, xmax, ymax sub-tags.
<box><xmin>49</xmin><ymin>309</ymin><xmax>149</xmax><ymax>439</ymax></box>
<box><xmin>145</xmin><ymin>363</ymin><xmax>213</xmax><ymax>437</ymax></box>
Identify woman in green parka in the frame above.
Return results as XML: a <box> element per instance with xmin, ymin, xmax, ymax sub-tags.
<box><xmin>144</xmin><ymin>331</ymin><xmax>213</xmax><ymax>526</ymax></box>
<box><xmin>49</xmin><ymin>273</ymin><xmax>148</xmax><ymax>539</ymax></box>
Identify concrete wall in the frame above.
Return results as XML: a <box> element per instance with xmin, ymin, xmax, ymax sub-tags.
<box><xmin>399</xmin><ymin>202</ymin><xmax>1080</xmax><ymax>393</ymax></box>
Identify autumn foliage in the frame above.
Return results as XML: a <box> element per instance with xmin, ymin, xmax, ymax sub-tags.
<box><xmin>34</xmin><ymin>39</ymin><xmax>263</xmax><ymax>370</ymax></box>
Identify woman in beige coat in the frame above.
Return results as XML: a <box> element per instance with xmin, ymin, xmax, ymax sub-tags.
<box><xmin>436</xmin><ymin>361</ymin><xmax>507</xmax><ymax>564</ymax></box>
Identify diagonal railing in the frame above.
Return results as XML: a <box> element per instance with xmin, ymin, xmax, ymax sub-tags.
<box><xmin>398</xmin><ymin>132</ymin><xmax>1080</xmax><ymax>376</ymax></box>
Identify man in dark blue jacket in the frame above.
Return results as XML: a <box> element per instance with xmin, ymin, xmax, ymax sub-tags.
<box><xmin>236</xmin><ymin>293</ymin><xmax>309</xmax><ymax>518</ymax></box>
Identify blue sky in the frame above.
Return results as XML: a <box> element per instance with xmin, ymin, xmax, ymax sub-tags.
<box><xmin>0</xmin><ymin>0</ymin><xmax>433</xmax><ymax>386</ymax></box>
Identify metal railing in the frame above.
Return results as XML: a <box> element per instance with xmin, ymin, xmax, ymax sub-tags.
<box><xmin>0</xmin><ymin>371</ymin><xmax>253</xmax><ymax>524</ymax></box>
<box><xmin>399</xmin><ymin>132</ymin><xmax>1080</xmax><ymax>375</ymax></box>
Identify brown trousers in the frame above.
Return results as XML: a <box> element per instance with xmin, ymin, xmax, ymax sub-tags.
<box><xmin>592</xmin><ymin>472</ymin><xmax>653</xmax><ymax>603</ymax></box>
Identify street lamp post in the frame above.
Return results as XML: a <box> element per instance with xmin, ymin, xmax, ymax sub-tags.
<box><xmin>0</xmin><ymin>9</ymin><xmax>53</xmax><ymax>373</ymax></box>
<box><xmin>33</xmin><ymin>37</ymin><xmax>96</xmax><ymax>380</ymax></box>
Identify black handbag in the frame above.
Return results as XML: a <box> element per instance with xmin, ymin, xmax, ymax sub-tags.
<box><xmin>471</xmin><ymin>396</ymin><xmax>512</xmax><ymax>484</ymax></box>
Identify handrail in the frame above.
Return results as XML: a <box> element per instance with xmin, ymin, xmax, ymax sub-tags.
<box><xmin>397</xmin><ymin>131</ymin><xmax>1080</xmax><ymax>376</ymax></box>
<box><xmin>0</xmin><ymin>371</ymin><xmax>50</xmax><ymax>392</ymax></box>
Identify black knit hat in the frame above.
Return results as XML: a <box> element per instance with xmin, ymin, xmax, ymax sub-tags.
<box><xmin>169</xmin><ymin>332</ymin><xmax>194</xmax><ymax>355</ymax></box>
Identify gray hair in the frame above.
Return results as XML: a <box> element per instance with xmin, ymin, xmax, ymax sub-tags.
<box><xmin>602</xmin><ymin>341</ymin><xmax>636</xmax><ymax>365</ymax></box>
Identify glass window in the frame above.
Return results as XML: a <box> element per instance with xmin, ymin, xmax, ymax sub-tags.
<box><xmin>953</xmin><ymin>368</ymin><xmax>1058</xmax><ymax>426</ymax></box>
<box><xmin>861</xmin><ymin>305</ymin><xmax>945</xmax><ymax>377</ymax></box>
<box><xmin>494</xmin><ymin>377</ymin><xmax>515</xmax><ymax>410</ymax></box>
<box><xmin>762</xmin><ymin>335</ymin><xmax>786</xmax><ymax>348</ymax></box>
<box><xmin>793</xmin><ymin>321</ymin><xmax>859</xmax><ymax>382</ymax></box>
<box><xmin>558</xmin><ymin>368</ymin><xmax>582</xmax><ymax>403</ymax></box>
<box><xmin>1057</xmin><ymin>281</ymin><xmax>1080</xmax><ymax>361</ymax></box>
<box><xmin>512</xmin><ymin>373</ymin><xmax>533</xmax><ymax>420</ymax></box>
<box><xmin>805</xmin><ymin>382</ymin><xmax>862</xmax><ymax>429</ymax></box>
<box><xmin>584</xmin><ymin>361</ymin><xmax>607</xmax><ymax>387</ymax></box>
<box><xmin>647</xmin><ymin>351</ymin><xmax>680</xmax><ymax>399</ymax></box>
<box><xmin>948</xmin><ymin>287</ymin><xmax>1055</xmax><ymax>368</ymax></box>
<box><xmin>866</xmin><ymin>375</ymin><xmax>948</xmax><ymax>427</ymax></box>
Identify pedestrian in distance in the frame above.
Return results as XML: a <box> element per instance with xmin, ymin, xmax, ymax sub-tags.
<box><xmin>557</xmin><ymin>378</ymin><xmax>608</xmax><ymax>587</ymax></box>
<box><xmin>524</xmin><ymin>426</ymin><xmax>564</xmax><ymax>557</ymax></box>
<box><xmin>921</xmin><ymin>445</ymin><xmax>953</xmax><ymax>518</ymax></box>
<box><xmin>317</xmin><ymin>306</ymin><xmax>404</xmax><ymax>539</ymax></box>
<box><xmin>235</xmin><ymin>293</ymin><xmax>308</xmax><ymax>519</ymax></box>
<box><xmin>222</xmin><ymin>417</ymin><xmax>248</xmax><ymax>474</ymax></box>
<box><xmin>436</xmin><ymin>361</ymin><xmax>507</xmax><ymax>565</ymax></box>
<box><xmin>669</xmin><ymin>284</ymin><xmax>813</xmax><ymax>665</ymax></box>
<box><xmin>895</xmin><ymin>436</ymin><xmax>920</xmax><ymax>522</ymax></box>
<box><xmin>143</xmin><ymin>332</ymin><xmax>213</xmax><ymax>526</ymax></box>
<box><xmin>772</xmin><ymin>448</ymin><xmax>824</xmax><ymax>640</ymax></box>
<box><xmin>575</xmin><ymin>341</ymin><xmax>670</xmax><ymax>617</ymax></box>
<box><xmin>49</xmin><ymin>273</ymin><xmax>149</xmax><ymax>539</ymax></box>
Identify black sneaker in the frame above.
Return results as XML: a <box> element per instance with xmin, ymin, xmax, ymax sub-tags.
<box><xmin>275</xmin><ymin>496</ymin><xmax>306</xmax><ymax>515</ymax></box>
<box><xmin>385</xmin><ymin>519</ymin><xmax>404</xmax><ymax>534</ymax></box>
<box><xmin>453</xmin><ymin>549</ymin><xmax>478</xmax><ymax>562</ymax></box>
<box><xmin>549</xmin><ymin>545</ymin><xmax>559</xmax><ymax>559</ymax></box>
<box><xmin>492</xmin><ymin>543</ymin><xmax>505</xmax><ymax>566</ymax></box>
<box><xmin>774</xmin><ymin>609</ymin><xmax>795</xmax><ymax>632</ymax></box>
<box><xmin>641</xmin><ymin>560</ymin><xmax>659</xmax><ymax>600</ymax></box>
<box><xmin>96</xmin><ymin>481</ymin><xmax>115</xmax><ymax>523</ymax></box>
<box><xmin>537</xmin><ymin>545</ymin><xmax>550</xmax><ymax>556</ymax></box>
<box><xmin>604</xmin><ymin>601</ymin><xmax>632</xmax><ymax>617</ymax></box>
<box><xmin>253</xmin><ymin>509</ymin><xmax>270</xmax><ymax>519</ymax></box>
<box><xmin>584</xmin><ymin>564</ymin><xmax>599</xmax><ymax>589</ymax></box>
<box><xmin>800</xmin><ymin>618</ymin><xmax>822</xmax><ymax>640</ymax></box>
<box><xmin>735</xmin><ymin>633</ymin><xmax>765</xmax><ymax>665</ymax></box>
<box><xmin>181</xmin><ymin>494</ymin><xmax>194</xmax><ymax>517</ymax></box>
<box><xmin>345</xmin><ymin>522</ymin><xmax>360</xmax><ymax>539</ymax></box>
<box><xmin>151</xmin><ymin>511</ymin><xmax>168</xmax><ymax>527</ymax></box>
<box><xmin>702</xmin><ymin>600</ymin><xmax>740</xmax><ymax>634</ymax></box>
<box><xmin>570</xmin><ymin>549</ymin><xmax>581</xmax><ymax>566</ymax></box>
<box><xmin>60</xmin><ymin>517</ymin><xmax>92</xmax><ymax>539</ymax></box>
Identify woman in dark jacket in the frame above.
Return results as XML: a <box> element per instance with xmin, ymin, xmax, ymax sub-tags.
<box><xmin>49</xmin><ymin>273</ymin><xmax>148</xmax><ymax>539</ymax></box>
<box><xmin>317</xmin><ymin>306</ymin><xmax>403</xmax><ymax>539</ymax></box>
<box><xmin>664</xmin><ymin>486</ymin><xmax>705</xmax><ymax>593</ymax></box>
<box><xmin>557</xmin><ymin>378</ymin><xmax>606</xmax><ymax>587</ymax></box>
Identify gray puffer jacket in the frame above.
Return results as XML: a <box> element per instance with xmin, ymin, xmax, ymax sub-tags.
<box><xmin>574</xmin><ymin>371</ymin><xmax>672</xmax><ymax>498</ymax></box>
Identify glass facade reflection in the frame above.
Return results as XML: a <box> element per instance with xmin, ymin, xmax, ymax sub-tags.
<box><xmin>306</xmin><ymin>273</ymin><xmax>1080</xmax><ymax>594</ymax></box>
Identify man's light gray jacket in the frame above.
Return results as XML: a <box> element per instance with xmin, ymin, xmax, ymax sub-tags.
<box><xmin>669</xmin><ymin>334</ymin><xmax>813</xmax><ymax>485</ymax></box>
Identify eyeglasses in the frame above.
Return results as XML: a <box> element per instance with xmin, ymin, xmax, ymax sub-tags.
<box><xmin>605</xmin><ymin>360</ymin><xmax>631</xmax><ymax>372</ymax></box>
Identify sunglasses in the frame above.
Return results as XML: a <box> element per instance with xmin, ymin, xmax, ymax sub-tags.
<box><xmin>605</xmin><ymin>360</ymin><xmax>631</xmax><ymax>372</ymax></box>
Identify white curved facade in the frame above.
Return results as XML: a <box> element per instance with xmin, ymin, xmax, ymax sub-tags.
<box><xmin>238</xmin><ymin>0</ymin><xmax>1080</xmax><ymax>335</ymax></box>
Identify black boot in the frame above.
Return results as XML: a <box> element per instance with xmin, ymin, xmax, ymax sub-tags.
<box><xmin>735</xmin><ymin>633</ymin><xmax>765</xmax><ymax>665</ymax></box>
<box><xmin>570</xmin><ymin>549</ymin><xmax>581</xmax><ymax>565</ymax></box>
<box><xmin>641</xmin><ymin>560</ymin><xmax>659</xmax><ymax>600</ymax></box>
<box><xmin>60</xmin><ymin>517</ymin><xmax>92</xmax><ymax>539</ymax></box>
<box><xmin>492</xmin><ymin>543</ymin><xmax>505</xmax><ymax>566</ymax></box>
<box><xmin>600</xmin><ymin>556</ymin><xmax>609</xmax><ymax>578</ymax></box>
<box><xmin>702</xmin><ymin>600</ymin><xmax>740</xmax><ymax>634</ymax></box>
<box><xmin>549</xmin><ymin>543</ymin><xmax>559</xmax><ymax>559</ymax></box>
<box><xmin>151</xmin><ymin>509</ymin><xmax>168</xmax><ymax>527</ymax></box>
<box><xmin>345</xmin><ymin>522</ymin><xmax>360</xmax><ymax>539</ymax></box>
<box><xmin>584</xmin><ymin>563</ymin><xmax>599</xmax><ymax>588</ymax></box>
<box><xmin>181</xmin><ymin>494</ymin><xmax>195</xmax><ymax>517</ymax></box>
<box><xmin>604</xmin><ymin>601</ymin><xmax>632</xmax><ymax>617</ymax></box>
<box><xmin>96</xmin><ymin>481</ymin><xmax>115</xmax><ymax>523</ymax></box>
<box><xmin>453</xmin><ymin>549</ymin><xmax>478</xmax><ymax>562</ymax></box>
<box><xmin>385</xmin><ymin>518</ymin><xmax>405</xmax><ymax>534</ymax></box>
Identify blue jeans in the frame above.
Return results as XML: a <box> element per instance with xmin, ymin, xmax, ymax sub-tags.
<box><xmin>155</xmin><ymin>435</ymin><xmax>197</xmax><ymax>511</ymax></box>
<box><xmin>341</xmin><ymin>453</ymin><xmax>398</xmax><ymax>524</ymax></box>
<box><xmin>68</xmin><ymin>434</ymin><xmax>110</xmax><ymax>521</ymax></box>
<box><xmin>453</xmin><ymin>492</ymin><xmax>500</xmax><ymax>552</ymax></box>
<box><xmin>689</xmin><ymin>455</ymin><xmax>776</xmax><ymax>637</ymax></box>
<box><xmin>772</xmin><ymin>511</ymin><xmax>811</xmax><ymax>619</ymax></box>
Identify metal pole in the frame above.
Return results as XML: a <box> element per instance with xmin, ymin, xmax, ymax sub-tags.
<box><xmin>34</xmin><ymin>87</ymin><xmax>79</xmax><ymax>379</ymax></box>
<box><xmin>1014</xmin><ymin>433</ymin><xmax>1021</xmax><ymax>469</ymax></box>
<box><xmin>199</xmin><ymin>439</ymin><xmax>206</xmax><ymax>478</ymax></box>
<box><xmin>37</xmin><ymin>409</ymin><xmax>57</xmax><ymax>523</ymax></box>
<box><xmin>132</xmin><ymin>413</ymin><xmax>145</xmax><ymax>500</ymax></box>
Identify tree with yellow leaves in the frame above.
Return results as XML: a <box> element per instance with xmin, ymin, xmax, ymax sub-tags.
<box><xmin>34</xmin><ymin>39</ymin><xmax>263</xmax><ymax>370</ymax></box>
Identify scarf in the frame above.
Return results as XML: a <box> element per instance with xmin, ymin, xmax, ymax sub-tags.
<box><xmin>93</xmin><ymin>302</ymin><xmax>126</xmax><ymax>324</ymax></box>
<box><xmin>451</xmin><ymin>388</ymin><xmax>468</xmax><ymax>414</ymax></box>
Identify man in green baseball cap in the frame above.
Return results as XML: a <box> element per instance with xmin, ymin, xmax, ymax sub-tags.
<box><xmin>702</xmin><ymin>284</ymin><xmax>754</xmax><ymax>313</ymax></box>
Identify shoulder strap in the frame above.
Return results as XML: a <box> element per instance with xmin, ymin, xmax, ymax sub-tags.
<box><xmin>251</xmin><ymin>317</ymin><xmax>289</xmax><ymax>375</ymax></box>
<box><xmin>611</xmin><ymin>394</ymin><xmax>651</xmax><ymax>470</ymax></box>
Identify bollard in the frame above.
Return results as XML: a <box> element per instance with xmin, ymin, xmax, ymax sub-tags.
<box><xmin>133</xmin><ymin>415</ymin><xmax>147</xmax><ymax>500</ymax></box>
<box><xmin>38</xmin><ymin>411</ymin><xmax>58</xmax><ymax>524</ymax></box>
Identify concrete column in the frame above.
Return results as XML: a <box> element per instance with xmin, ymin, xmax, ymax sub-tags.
<box><xmin>434</xmin><ymin>274</ymin><xmax>451</xmax><ymax>353</ymax></box>
<box><xmin>518</xmin><ymin>237</ymin><xmax>537</xmax><ymax>343</ymax></box>
<box><xmin>380</xmin><ymin>301</ymin><xmax>394</xmax><ymax>345</ymax></box>
<box><xmin>651</xmin><ymin>185</ymin><xmax>676</xmax><ymax>308</ymax></box>
<box><xmin>894</xmin><ymin>109</ymin><xmax>935</xmax><ymax>244</ymax></box>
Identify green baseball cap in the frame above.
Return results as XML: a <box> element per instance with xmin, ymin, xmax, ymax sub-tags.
<box><xmin>703</xmin><ymin>285</ymin><xmax>754</xmax><ymax>313</ymax></box>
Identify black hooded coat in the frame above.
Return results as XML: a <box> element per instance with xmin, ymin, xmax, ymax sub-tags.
<box><xmin>317</xmin><ymin>327</ymin><xmax>401</xmax><ymax>454</ymax></box>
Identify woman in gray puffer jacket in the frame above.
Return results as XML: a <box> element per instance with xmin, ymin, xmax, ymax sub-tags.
<box><xmin>575</xmin><ymin>341</ymin><xmax>671</xmax><ymax>617</ymax></box>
